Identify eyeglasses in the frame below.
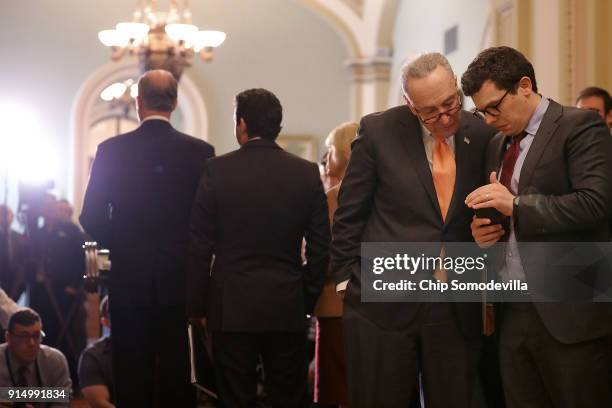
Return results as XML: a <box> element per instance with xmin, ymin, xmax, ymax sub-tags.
<box><xmin>10</xmin><ymin>331</ymin><xmax>45</xmax><ymax>342</ymax></box>
<box><xmin>414</xmin><ymin>95</ymin><xmax>462</xmax><ymax>124</ymax></box>
<box><xmin>473</xmin><ymin>83</ymin><xmax>516</xmax><ymax>119</ymax></box>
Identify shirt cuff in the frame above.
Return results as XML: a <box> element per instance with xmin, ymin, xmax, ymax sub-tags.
<box><xmin>336</xmin><ymin>280</ymin><xmax>349</xmax><ymax>292</ymax></box>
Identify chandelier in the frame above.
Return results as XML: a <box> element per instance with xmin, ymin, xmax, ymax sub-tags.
<box><xmin>98</xmin><ymin>0</ymin><xmax>226</xmax><ymax>80</ymax></box>
<box><xmin>100</xmin><ymin>79</ymin><xmax>139</xmax><ymax>117</ymax></box>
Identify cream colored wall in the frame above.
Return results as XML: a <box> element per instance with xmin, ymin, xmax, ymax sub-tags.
<box><xmin>390</xmin><ymin>0</ymin><xmax>492</xmax><ymax>108</ymax></box>
<box><xmin>0</xmin><ymin>0</ymin><xmax>350</xmax><ymax>203</ymax></box>
<box><xmin>530</xmin><ymin>0</ymin><xmax>564</xmax><ymax>100</ymax></box>
<box><xmin>569</xmin><ymin>0</ymin><xmax>611</xmax><ymax>101</ymax></box>
<box><xmin>299</xmin><ymin>0</ymin><xmax>400</xmax><ymax>119</ymax></box>
<box><xmin>492</xmin><ymin>0</ymin><xmax>611</xmax><ymax>105</ymax></box>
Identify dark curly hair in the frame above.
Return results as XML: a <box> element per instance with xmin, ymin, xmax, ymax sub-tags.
<box><xmin>461</xmin><ymin>46</ymin><xmax>538</xmax><ymax>96</ymax></box>
<box><xmin>235</xmin><ymin>88</ymin><xmax>283</xmax><ymax>141</ymax></box>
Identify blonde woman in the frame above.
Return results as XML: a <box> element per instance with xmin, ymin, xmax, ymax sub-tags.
<box><xmin>314</xmin><ymin>122</ymin><xmax>358</xmax><ymax>407</ymax></box>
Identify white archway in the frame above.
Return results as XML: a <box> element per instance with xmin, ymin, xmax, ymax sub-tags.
<box><xmin>69</xmin><ymin>58</ymin><xmax>209</xmax><ymax>217</ymax></box>
<box><xmin>297</xmin><ymin>0</ymin><xmax>401</xmax><ymax>118</ymax></box>
<box><xmin>298</xmin><ymin>0</ymin><xmax>400</xmax><ymax>57</ymax></box>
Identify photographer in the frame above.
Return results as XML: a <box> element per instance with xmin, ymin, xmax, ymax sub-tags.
<box><xmin>28</xmin><ymin>195</ymin><xmax>85</xmax><ymax>391</ymax></box>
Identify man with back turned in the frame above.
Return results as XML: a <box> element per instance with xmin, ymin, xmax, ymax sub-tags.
<box><xmin>80</xmin><ymin>69</ymin><xmax>215</xmax><ymax>407</ymax></box>
<box><xmin>187</xmin><ymin>88</ymin><xmax>330</xmax><ymax>407</ymax></box>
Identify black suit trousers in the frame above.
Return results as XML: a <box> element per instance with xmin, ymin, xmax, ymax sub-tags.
<box><xmin>212</xmin><ymin>331</ymin><xmax>308</xmax><ymax>408</ymax></box>
<box><xmin>111</xmin><ymin>304</ymin><xmax>195</xmax><ymax>407</ymax></box>
<box><xmin>499</xmin><ymin>303</ymin><xmax>611</xmax><ymax>408</ymax></box>
<box><xmin>342</xmin><ymin>301</ymin><xmax>481</xmax><ymax>408</ymax></box>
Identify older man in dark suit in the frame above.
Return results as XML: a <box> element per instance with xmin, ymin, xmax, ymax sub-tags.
<box><xmin>464</xmin><ymin>46</ymin><xmax>612</xmax><ymax>408</ymax></box>
<box><xmin>187</xmin><ymin>88</ymin><xmax>330</xmax><ymax>408</ymax></box>
<box><xmin>330</xmin><ymin>53</ymin><xmax>496</xmax><ymax>408</ymax></box>
<box><xmin>80</xmin><ymin>69</ymin><xmax>215</xmax><ymax>407</ymax></box>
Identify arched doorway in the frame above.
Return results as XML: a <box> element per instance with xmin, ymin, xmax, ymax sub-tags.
<box><xmin>70</xmin><ymin>59</ymin><xmax>209</xmax><ymax>218</ymax></box>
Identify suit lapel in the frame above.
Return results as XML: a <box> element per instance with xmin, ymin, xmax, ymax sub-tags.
<box><xmin>445</xmin><ymin>118</ymin><xmax>471</xmax><ymax>224</ymax></box>
<box><xmin>518</xmin><ymin>101</ymin><xmax>562</xmax><ymax>193</ymax></box>
<box><xmin>398</xmin><ymin>111</ymin><xmax>442</xmax><ymax>219</ymax></box>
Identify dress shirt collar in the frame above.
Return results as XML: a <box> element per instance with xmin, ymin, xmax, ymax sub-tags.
<box><xmin>140</xmin><ymin>115</ymin><xmax>171</xmax><ymax>125</ymax></box>
<box><xmin>244</xmin><ymin>136</ymin><xmax>262</xmax><ymax>143</ymax></box>
<box><xmin>421</xmin><ymin>124</ymin><xmax>455</xmax><ymax>151</ymax></box>
<box><xmin>523</xmin><ymin>96</ymin><xmax>550</xmax><ymax>137</ymax></box>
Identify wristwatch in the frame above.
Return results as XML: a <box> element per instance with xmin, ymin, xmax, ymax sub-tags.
<box><xmin>513</xmin><ymin>195</ymin><xmax>520</xmax><ymax>212</ymax></box>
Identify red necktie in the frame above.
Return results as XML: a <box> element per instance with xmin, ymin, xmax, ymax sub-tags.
<box><xmin>499</xmin><ymin>132</ymin><xmax>527</xmax><ymax>194</ymax></box>
<box><xmin>483</xmin><ymin>133</ymin><xmax>526</xmax><ymax>336</ymax></box>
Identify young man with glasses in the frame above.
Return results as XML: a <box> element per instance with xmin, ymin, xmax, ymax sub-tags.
<box><xmin>0</xmin><ymin>308</ymin><xmax>71</xmax><ymax>403</ymax></box>
<box><xmin>463</xmin><ymin>46</ymin><xmax>612</xmax><ymax>408</ymax></box>
<box><xmin>330</xmin><ymin>52</ymin><xmax>496</xmax><ymax>408</ymax></box>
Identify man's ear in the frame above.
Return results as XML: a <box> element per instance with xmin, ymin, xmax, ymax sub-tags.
<box><xmin>238</xmin><ymin>118</ymin><xmax>248</xmax><ymax>134</ymax></box>
<box><xmin>404</xmin><ymin>95</ymin><xmax>417</xmax><ymax>116</ymax></box>
<box><xmin>517</xmin><ymin>76</ymin><xmax>534</xmax><ymax>96</ymax></box>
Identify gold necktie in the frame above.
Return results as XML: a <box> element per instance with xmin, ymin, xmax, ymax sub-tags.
<box><xmin>432</xmin><ymin>135</ymin><xmax>456</xmax><ymax>221</ymax></box>
<box><xmin>432</xmin><ymin>136</ymin><xmax>455</xmax><ymax>283</ymax></box>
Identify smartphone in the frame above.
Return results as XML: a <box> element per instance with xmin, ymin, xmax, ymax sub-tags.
<box><xmin>474</xmin><ymin>207</ymin><xmax>508</xmax><ymax>227</ymax></box>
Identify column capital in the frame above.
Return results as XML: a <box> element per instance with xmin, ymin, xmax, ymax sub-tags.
<box><xmin>345</xmin><ymin>56</ymin><xmax>392</xmax><ymax>83</ymax></box>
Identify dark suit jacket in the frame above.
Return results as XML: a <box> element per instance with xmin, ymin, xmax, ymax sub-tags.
<box><xmin>31</xmin><ymin>221</ymin><xmax>85</xmax><ymax>292</ymax></box>
<box><xmin>330</xmin><ymin>106</ymin><xmax>496</xmax><ymax>337</ymax></box>
<box><xmin>79</xmin><ymin>119</ymin><xmax>215</xmax><ymax>309</ymax></box>
<box><xmin>186</xmin><ymin>138</ymin><xmax>330</xmax><ymax>332</ymax></box>
<box><xmin>485</xmin><ymin>100</ymin><xmax>612</xmax><ymax>344</ymax></box>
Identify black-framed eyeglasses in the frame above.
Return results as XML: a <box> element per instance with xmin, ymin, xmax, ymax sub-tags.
<box><xmin>10</xmin><ymin>331</ymin><xmax>45</xmax><ymax>342</ymax></box>
<box><xmin>414</xmin><ymin>94</ymin><xmax>463</xmax><ymax>124</ymax></box>
<box><xmin>473</xmin><ymin>84</ymin><xmax>516</xmax><ymax>119</ymax></box>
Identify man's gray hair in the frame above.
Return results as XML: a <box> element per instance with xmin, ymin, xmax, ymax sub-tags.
<box><xmin>137</xmin><ymin>69</ymin><xmax>178</xmax><ymax>112</ymax></box>
<box><xmin>401</xmin><ymin>52</ymin><xmax>455</xmax><ymax>98</ymax></box>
